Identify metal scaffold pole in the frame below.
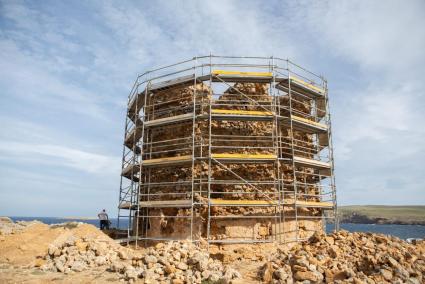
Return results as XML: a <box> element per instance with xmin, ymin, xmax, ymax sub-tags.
<box><xmin>116</xmin><ymin>56</ymin><xmax>337</xmax><ymax>246</ymax></box>
<box><xmin>287</xmin><ymin>62</ymin><xmax>300</xmax><ymax>243</ymax></box>
<box><xmin>323</xmin><ymin>79</ymin><xmax>338</xmax><ymax>232</ymax></box>
<box><xmin>135</xmin><ymin>80</ymin><xmax>149</xmax><ymax>248</ymax></box>
<box><xmin>206</xmin><ymin>54</ymin><xmax>213</xmax><ymax>248</ymax></box>
<box><xmin>190</xmin><ymin>57</ymin><xmax>198</xmax><ymax>242</ymax></box>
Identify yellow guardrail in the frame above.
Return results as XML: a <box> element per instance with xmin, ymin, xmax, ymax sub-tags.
<box><xmin>291</xmin><ymin>76</ymin><xmax>325</xmax><ymax>94</ymax></box>
<box><xmin>211</xmin><ymin>153</ymin><xmax>277</xmax><ymax>159</ymax></box>
<box><xmin>212</xmin><ymin>109</ymin><xmax>273</xmax><ymax>116</ymax></box>
<box><xmin>212</xmin><ymin>70</ymin><xmax>273</xmax><ymax>77</ymax></box>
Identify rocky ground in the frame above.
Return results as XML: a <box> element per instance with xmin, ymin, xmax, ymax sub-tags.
<box><xmin>0</xmin><ymin>217</ymin><xmax>424</xmax><ymax>283</ymax></box>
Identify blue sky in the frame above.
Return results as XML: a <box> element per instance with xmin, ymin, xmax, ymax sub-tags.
<box><xmin>1</xmin><ymin>0</ymin><xmax>424</xmax><ymax>217</ymax></box>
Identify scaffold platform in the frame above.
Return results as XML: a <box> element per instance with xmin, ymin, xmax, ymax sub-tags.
<box><xmin>276</xmin><ymin>77</ymin><xmax>325</xmax><ymax>98</ymax></box>
<box><xmin>280</xmin><ymin>115</ymin><xmax>328</xmax><ymax>133</ymax></box>
<box><xmin>211</xmin><ymin>70</ymin><xmax>274</xmax><ymax>83</ymax></box>
<box><xmin>118</xmin><ymin>56</ymin><xmax>337</xmax><ymax>246</ymax></box>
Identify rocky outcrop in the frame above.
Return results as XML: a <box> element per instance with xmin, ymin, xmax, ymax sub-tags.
<box><xmin>0</xmin><ymin>217</ymin><xmax>42</xmax><ymax>235</ymax></box>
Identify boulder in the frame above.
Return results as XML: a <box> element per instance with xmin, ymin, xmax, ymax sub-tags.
<box><xmin>94</xmin><ymin>256</ymin><xmax>107</xmax><ymax>266</ymax></box>
<box><xmin>164</xmin><ymin>264</ymin><xmax>176</xmax><ymax>274</ymax></box>
<box><xmin>260</xmin><ymin>262</ymin><xmax>274</xmax><ymax>283</ymax></box>
<box><xmin>176</xmin><ymin>262</ymin><xmax>188</xmax><ymax>271</ymax></box>
<box><xmin>294</xmin><ymin>270</ymin><xmax>319</xmax><ymax>282</ymax></box>
<box><xmin>71</xmin><ymin>261</ymin><xmax>86</xmax><ymax>272</ymax></box>
<box><xmin>223</xmin><ymin>267</ymin><xmax>241</xmax><ymax>279</ymax></box>
<box><xmin>144</xmin><ymin>255</ymin><xmax>158</xmax><ymax>264</ymax></box>
<box><xmin>380</xmin><ymin>269</ymin><xmax>393</xmax><ymax>281</ymax></box>
<box><xmin>124</xmin><ymin>267</ymin><xmax>139</xmax><ymax>281</ymax></box>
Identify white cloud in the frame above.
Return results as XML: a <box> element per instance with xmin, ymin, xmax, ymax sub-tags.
<box><xmin>334</xmin><ymin>83</ymin><xmax>419</xmax><ymax>157</ymax></box>
<box><xmin>286</xmin><ymin>1</ymin><xmax>425</xmax><ymax>205</ymax></box>
<box><xmin>298</xmin><ymin>0</ymin><xmax>425</xmax><ymax>76</ymax></box>
<box><xmin>98</xmin><ymin>1</ymin><xmax>299</xmax><ymax>65</ymax></box>
<box><xmin>0</xmin><ymin>116</ymin><xmax>120</xmax><ymax>175</ymax></box>
<box><xmin>0</xmin><ymin>141</ymin><xmax>119</xmax><ymax>175</ymax></box>
<box><xmin>1</xmin><ymin>0</ymin><xmax>424</xmax><ymax>216</ymax></box>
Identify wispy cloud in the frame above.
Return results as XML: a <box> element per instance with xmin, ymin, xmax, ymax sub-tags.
<box><xmin>297</xmin><ymin>0</ymin><xmax>425</xmax><ymax>76</ymax></box>
<box><xmin>0</xmin><ymin>0</ymin><xmax>424</xmax><ymax>216</ymax></box>
<box><xmin>287</xmin><ymin>0</ymin><xmax>425</xmax><ymax>205</ymax></box>
<box><xmin>0</xmin><ymin>141</ymin><xmax>119</xmax><ymax>174</ymax></box>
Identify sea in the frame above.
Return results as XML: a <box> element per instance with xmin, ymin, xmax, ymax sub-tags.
<box><xmin>8</xmin><ymin>216</ymin><xmax>425</xmax><ymax>240</ymax></box>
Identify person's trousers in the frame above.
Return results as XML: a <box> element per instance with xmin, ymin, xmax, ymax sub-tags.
<box><xmin>100</xmin><ymin>220</ymin><xmax>108</xmax><ymax>230</ymax></box>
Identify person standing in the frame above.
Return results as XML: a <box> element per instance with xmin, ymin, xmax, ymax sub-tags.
<box><xmin>98</xmin><ymin>209</ymin><xmax>109</xmax><ymax>230</ymax></box>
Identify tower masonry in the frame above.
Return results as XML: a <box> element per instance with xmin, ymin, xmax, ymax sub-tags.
<box><xmin>118</xmin><ymin>56</ymin><xmax>337</xmax><ymax>245</ymax></box>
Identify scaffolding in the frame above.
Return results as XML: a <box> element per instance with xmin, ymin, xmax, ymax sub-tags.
<box><xmin>117</xmin><ymin>55</ymin><xmax>338</xmax><ymax>245</ymax></box>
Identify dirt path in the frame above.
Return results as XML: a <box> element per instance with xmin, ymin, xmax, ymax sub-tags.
<box><xmin>0</xmin><ymin>263</ymin><xmax>120</xmax><ymax>284</ymax></box>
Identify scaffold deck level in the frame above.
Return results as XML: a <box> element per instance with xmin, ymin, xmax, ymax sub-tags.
<box><xmin>117</xmin><ymin>56</ymin><xmax>338</xmax><ymax>246</ymax></box>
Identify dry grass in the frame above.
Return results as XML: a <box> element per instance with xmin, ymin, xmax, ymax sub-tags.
<box><xmin>338</xmin><ymin>205</ymin><xmax>425</xmax><ymax>224</ymax></box>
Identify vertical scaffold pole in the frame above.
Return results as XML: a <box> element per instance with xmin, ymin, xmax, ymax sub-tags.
<box><xmin>271</xmin><ymin>56</ymin><xmax>281</xmax><ymax>243</ymax></box>
<box><xmin>135</xmin><ymin>78</ymin><xmax>149</xmax><ymax>248</ymax></box>
<box><xmin>287</xmin><ymin>60</ymin><xmax>299</xmax><ymax>243</ymax></box>
<box><xmin>128</xmin><ymin>79</ymin><xmax>141</xmax><ymax>245</ymax></box>
<box><xmin>117</xmin><ymin>76</ymin><xmax>137</xmax><ymax>230</ymax></box>
<box><xmin>323</xmin><ymin>79</ymin><xmax>338</xmax><ymax>232</ymax></box>
<box><xmin>190</xmin><ymin>57</ymin><xmax>198</xmax><ymax>242</ymax></box>
<box><xmin>206</xmin><ymin>54</ymin><xmax>213</xmax><ymax>249</ymax></box>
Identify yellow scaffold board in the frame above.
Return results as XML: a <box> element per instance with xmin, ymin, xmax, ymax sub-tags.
<box><xmin>285</xmin><ymin>200</ymin><xmax>334</xmax><ymax>208</ymax></box>
<box><xmin>212</xmin><ymin>70</ymin><xmax>272</xmax><ymax>77</ymax></box>
<box><xmin>210</xmin><ymin>199</ymin><xmax>278</xmax><ymax>206</ymax></box>
<box><xmin>292</xmin><ymin>115</ymin><xmax>328</xmax><ymax>130</ymax></box>
<box><xmin>119</xmin><ymin>200</ymin><xmax>193</xmax><ymax>209</ymax></box>
<box><xmin>139</xmin><ymin>200</ymin><xmax>192</xmax><ymax>208</ymax></box>
<box><xmin>209</xmin><ymin>199</ymin><xmax>333</xmax><ymax>208</ymax></box>
<box><xmin>291</xmin><ymin>76</ymin><xmax>325</xmax><ymax>94</ymax></box>
<box><xmin>212</xmin><ymin>109</ymin><xmax>274</xmax><ymax>116</ymax></box>
<box><xmin>211</xmin><ymin>153</ymin><xmax>277</xmax><ymax>160</ymax></box>
<box><xmin>142</xmin><ymin>155</ymin><xmax>192</xmax><ymax>166</ymax></box>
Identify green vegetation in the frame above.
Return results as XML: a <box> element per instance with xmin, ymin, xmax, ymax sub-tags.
<box><xmin>338</xmin><ymin>205</ymin><xmax>425</xmax><ymax>225</ymax></box>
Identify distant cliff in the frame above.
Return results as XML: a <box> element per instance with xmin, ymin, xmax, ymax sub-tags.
<box><xmin>336</xmin><ymin>205</ymin><xmax>425</xmax><ymax>225</ymax></box>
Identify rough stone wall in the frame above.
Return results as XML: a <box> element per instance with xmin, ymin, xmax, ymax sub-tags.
<box><xmin>144</xmin><ymin>209</ymin><xmax>204</xmax><ymax>240</ymax></box>
<box><xmin>145</xmin><ymin>84</ymin><xmax>211</xmax><ymax>120</ymax></box>
<box><xmin>136</xmin><ymin>82</ymin><xmax>323</xmax><ymax>242</ymax></box>
<box><xmin>210</xmin><ymin>83</ymin><xmax>276</xmax><ymax>204</ymax></box>
<box><xmin>211</xmin><ymin>218</ymin><xmax>323</xmax><ymax>242</ymax></box>
<box><xmin>143</xmin><ymin>84</ymin><xmax>211</xmax><ymax>160</ymax></box>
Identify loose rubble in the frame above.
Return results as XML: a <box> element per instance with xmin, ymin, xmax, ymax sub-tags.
<box><xmin>40</xmin><ymin>228</ymin><xmax>127</xmax><ymax>274</ymax></box>
<box><xmin>43</xmin><ymin>233</ymin><xmax>240</xmax><ymax>283</ymax></box>
<box><xmin>260</xmin><ymin>230</ymin><xmax>425</xmax><ymax>283</ymax></box>
<box><xmin>1</xmin><ymin>218</ymin><xmax>424</xmax><ymax>283</ymax></box>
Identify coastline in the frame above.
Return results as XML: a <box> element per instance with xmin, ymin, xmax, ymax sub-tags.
<box><xmin>6</xmin><ymin>216</ymin><xmax>425</xmax><ymax>240</ymax></box>
<box><xmin>339</xmin><ymin>216</ymin><xmax>425</xmax><ymax>226</ymax></box>
<box><xmin>336</xmin><ymin>205</ymin><xmax>425</xmax><ymax>226</ymax></box>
